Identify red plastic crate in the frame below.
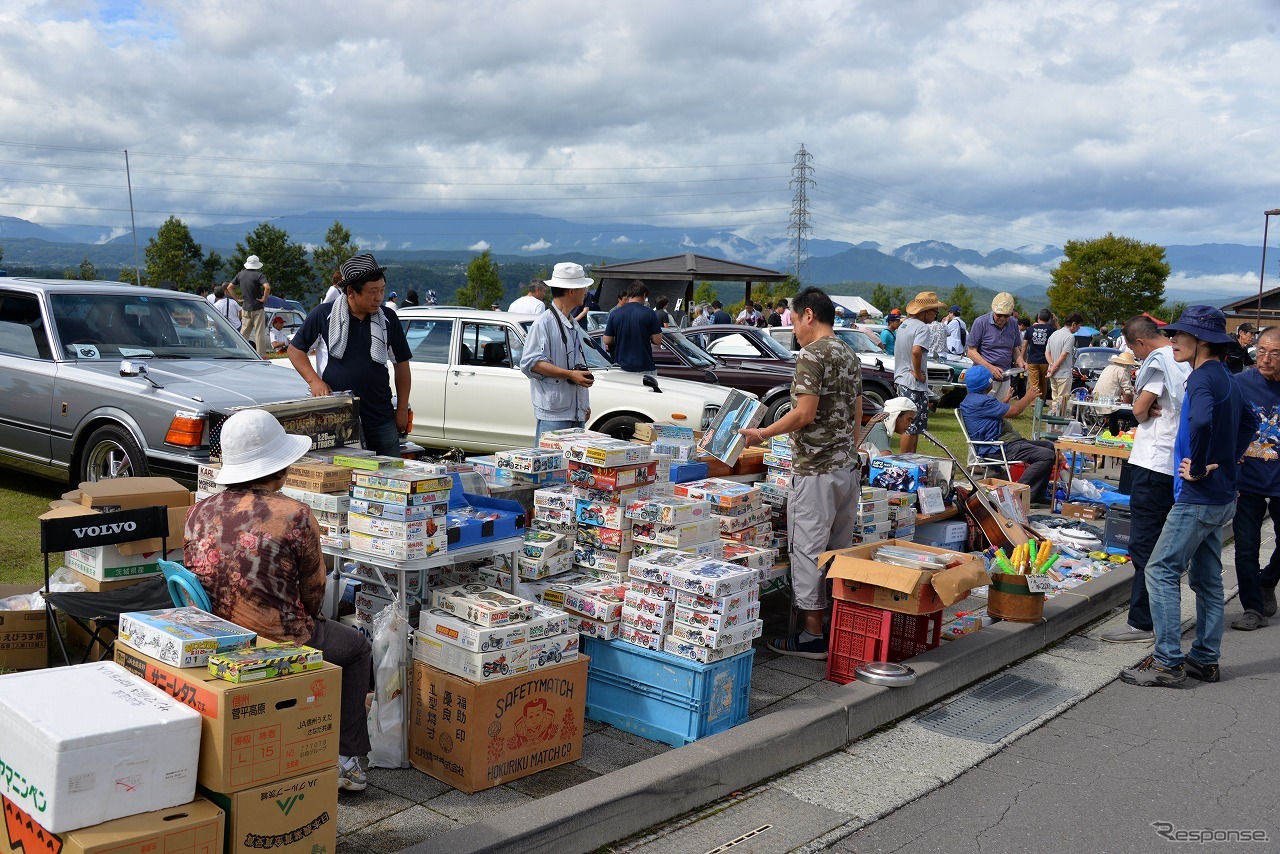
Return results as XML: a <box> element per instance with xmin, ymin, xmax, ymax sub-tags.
<box><xmin>826</xmin><ymin>600</ymin><xmax>943</xmax><ymax>684</ymax></box>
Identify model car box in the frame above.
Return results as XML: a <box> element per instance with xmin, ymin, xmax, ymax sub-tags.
<box><xmin>670</xmin><ymin>617</ymin><xmax>763</xmax><ymax>649</ymax></box>
<box><xmin>720</xmin><ymin>543</ymin><xmax>775</xmax><ymax>570</ymax></box>
<box><xmin>574</xmin><ymin>497</ymin><xmax>629</xmax><ymax>528</ymax></box>
<box><xmin>620</xmin><ymin>604</ymin><xmax>672</xmax><ymax>636</ymax></box>
<box><xmin>349</xmin><ymin>529</ymin><xmax>447</xmax><ymax>561</ymax></box>
<box><xmin>673</xmin><ymin>586</ymin><xmax>759</xmax><ymax>614</ymax></box>
<box><xmin>114</xmin><ymin>644</ymin><xmax>341</xmax><ymax>794</ymax></box>
<box><xmin>673</xmin><ymin>478</ymin><xmax>757</xmax><ymax>511</ymax></box>
<box><xmin>431</xmin><ymin>584</ymin><xmax>536</xmax><ymax>628</ymax></box>
<box><xmin>533</xmin><ymin>484</ymin><xmax>576</xmax><ymax>511</ymax></box>
<box><xmin>0</xmin><ymin>584</ymin><xmax>48</xmax><ymax>671</ymax></box>
<box><xmin>633</xmin><ymin>539</ymin><xmax>724</xmax><ymax>560</ymax></box>
<box><xmin>518</xmin><ymin>550</ymin><xmax>573</xmax><ymax>580</ymax></box>
<box><xmin>332</xmin><ymin>452</ymin><xmax>401</xmax><ymax>470</ymax></box>
<box><xmin>574</xmin><ymin>523</ymin><xmax>633</xmax><ymax>553</ymax></box>
<box><xmin>352</xmin><ymin>468</ymin><xmax>452</xmax><ymax>494</ymax></box>
<box><xmin>662</xmin><ymin>634</ymin><xmax>754</xmax><ymax>665</ymax></box>
<box><xmin>0</xmin><ymin>662</ymin><xmax>201</xmax><ymax>832</ymax></box>
<box><xmin>721</xmin><ymin>523</ymin><xmax>771</xmax><ymax>545</ymax></box>
<box><xmin>347</xmin><ymin>511</ymin><xmax>441</xmax><ymax>540</ymax></box>
<box><xmin>562</xmin><ymin>583</ymin><xmax>628</xmax><ymax>622</ymax></box>
<box><xmin>207</xmin><ymin>643</ymin><xmax>324</xmax><ymax>684</ymax></box>
<box><xmin>117</xmin><ymin>608</ymin><xmax>256</xmax><ymax>669</ymax></box>
<box><xmin>762</xmin><ymin>452</ymin><xmax>792</xmax><ymax>470</ymax></box>
<box><xmin>418</xmin><ymin>607</ymin><xmax>527</xmax><ymax>653</ymax></box>
<box><xmin>281</xmin><ymin>487</ymin><xmax>350</xmax><ymax>514</ymax></box>
<box><xmin>198</xmin><ymin>768</ymin><xmax>337</xmax><ymax>854</ymax></box>
<box><xmin>526</xmin><ymin>633</ymin><xmax>580</xmax><ymax>672</ymax></box>
<box><xmin>349</xmin><ymin>485</ymin><xmax>446</xmax><ymax>506</ymax></box>
<box><xmin>563</xmin><ymin>438</ymin><xmax>652</xmax><ymax>468</ymax></box>
<box><xmin>627</xmin><ymin>578</ymin><xmax>674</xmax><ymax>599</ymax></box>
<box><xmin>521</xmin><ymin>529</ymin><xmax>566</xmax><ymax>561</ymax></box>
<box><xmin>673</xmin><ymin>601</ymin><xmax>761</xmax><ymax>633</ymax></box>
<box><xmin>661</xmin><ymin>559</ymin><xmax>756</xmax><ymax>598</ymax></box>
<box><xmin>567</xmin><ymin>460</ymin><xmax>659</xmax><ymax>492</ymax></box>
<box><xmin>714</xmin><ymin>504</ymin><xmax>771</xmax><ymax>533</ymax></box>
<box><xmin>624</xmin><ymin>495</ymin><xmax>711</xmax><ymax>525</ymax></box>
<box><xmin>0</xmin><ymin>796</ymin><xmax>224</xmax><ymax>854</ymax></box>
<box><xmin>627</xmin><ymin>548</ymin><xmax>699</xmax><ymax>583</ymax></box>
<box><xmin>867</xmin><ymin>454</ymin><xmax>953</xmax><ymax>494</ymax></box>
<box><xmin>623</xmin><ymin>587</ymin><xmax>674</xmax><ymax>617</ymax></box>
<box><xmin>618</xmin><ymin>623</ymin><xmax>665</xmax><ymax>651</ymax></box>
<box><xmin>823</xmin><ymin>538</ymin><xmax>989</xmax><ymax>615</ymax></box>
<box><xmin>348</xmin><ymin>497</ymin><xmax>447</xmax><ymax>522</ymax></box>
<box><xmin>573</xmin><ymin>544</ymin><xmax>631</xmax><ymax>575</ymax></box>
<box><xmin>565</xmin><ymin>613</ymin><xmax>620</xmax><ymax>639</ymax></box>
<box><xmin>538</xmin><ymin>577</ymin><xmax>596</xmax><ymax>609</ymax></box>
<box><xmin>532</xmin><ymin>508</ymin><xmax>576</xmax><ymax>536</ymax></box>
<box><xmin>631</xmin><ymin>518</ymin><xmax>718</xmax><ymax>549</ymax></box>
<box><xmin>525</xmin><ymin>604</ymin><xmax>570</xmax><ymax>642</ymax></box>
<box><xmin>495</xmin><ymin>447</ymin><xmax>565</xmax><ymax>473</ymax></box>
<box><xmin>537</xmin><ymin>427</ymin><xmax>610</xmax><ymax>450</ymax></box>
<box><xmin>412</xmin><ymin>631</ymin><xmax>532</xmax><ymax>682</ymax></box>
<box><xmin>408</xmin><ymin>656</ymin><xmax>587</xmax><ymax>794</ymax></box>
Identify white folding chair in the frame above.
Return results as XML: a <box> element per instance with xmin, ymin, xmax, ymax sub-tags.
<box><xmin>954</xmin><ymin>409</ymin><xmax>1021</xmax><ymax>481</ymax></box>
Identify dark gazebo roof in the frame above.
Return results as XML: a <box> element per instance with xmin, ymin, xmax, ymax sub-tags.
<box><xmin>591</xmin><ymin>253</ymin><xmax>788</xmax><ymax>283</ymax></box>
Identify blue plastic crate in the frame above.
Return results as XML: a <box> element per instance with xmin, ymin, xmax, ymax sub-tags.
<box><xmin>669</xmin><ymin>461</ymin><xmax>709</xmax><ymax>484</ymax></box>
<box><xmin>581</xmin><ymin>636</ymin><xmax>753</xmax><ymax>747</ymax></box>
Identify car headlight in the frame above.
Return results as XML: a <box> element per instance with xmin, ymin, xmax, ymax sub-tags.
<box><xmin>701</xmin><ymin>405</ymin><xmax>719</xmax><ymax>431</ymax></box>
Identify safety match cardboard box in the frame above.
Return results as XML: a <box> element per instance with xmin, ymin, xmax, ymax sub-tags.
<box><xmin>823</xmin><ymin>538</ymin><xmax>989</xmax><ymax>615</ymax></box>
<box><xmin>0</xmin><ymin>795</ymin><xmax>224</xmax><ymax>854</ymax></box>
<box><xmin>408</xmin><ymin>656</ymin><xmax>588</xmax><ymax>794</ymax></box>
<box><xmin>199</xmin><ymin>768</ymin><xmax>336</xmax><ymax>854</ymax></box>
<box><xmin>0</xmin><ymin>662</ymin><xmax>201</xmax><ymax>833</ymax></box>
<box><xmin>114</xmin><ymin>644</ymin><xmax>340</xmax><ymax>794</ymax></box>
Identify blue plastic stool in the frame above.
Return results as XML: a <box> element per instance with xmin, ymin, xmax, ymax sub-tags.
<box><xmin>158</xmin><ymin>559</ymin><xmax>212</xmax><ymax>611</ymax></box>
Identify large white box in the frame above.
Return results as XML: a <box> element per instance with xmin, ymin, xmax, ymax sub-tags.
<box><xmin>0</xmin><ymin>662</ymin><xmax>201</xmax><ymax>832</ymax></box>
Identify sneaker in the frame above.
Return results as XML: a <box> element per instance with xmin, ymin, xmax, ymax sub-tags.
<box><xmin>767</xmin><ymin>633</ymin><xmax>828</xmax><ymax>660</ymax></box>
<box><xmin>1100</xmin><ymin>626</ymin><xmax>1155</xmax><ymax>644</ymax></box>
<box><xmin>1119</xmin><ymin>655</ymin><xmax>1185</xmax><ymax>687</ymax></box>
<box><xmin>1230</xmin><ymin>610</ymin><xmax>1269</xmax><ymax>631</ymax></box>
<box><xmin>1263</xmin><ymin>588</ymin><xmax>1277</xmax><ymax>619</ymax></box>
<box><xmin>338</xmin><ymin>756</ymin><xmax>367</xmax><ymax>793</ymax></box>
<box><xmin>1183</xmin><ymin>657</ymin><xmax>1221</xmax><ymax>683</ymax></box>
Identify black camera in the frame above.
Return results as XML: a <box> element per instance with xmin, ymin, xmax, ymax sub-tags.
<box><xmin>574</xmin><ymin>363</ymin><xmax>593</xmax><ymax>380</ymax></box>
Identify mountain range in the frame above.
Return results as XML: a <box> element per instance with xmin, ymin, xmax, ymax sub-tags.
<box><xmin>0</xmin><ymin>211</ymin><xmax>1267</xmax><ymax>306</ymax></box>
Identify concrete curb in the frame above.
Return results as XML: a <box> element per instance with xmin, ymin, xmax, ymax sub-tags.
<box><xmin>404</xmin><ymin>567</ymin><xmax>1133</xmax><ymax>854</ymax></box>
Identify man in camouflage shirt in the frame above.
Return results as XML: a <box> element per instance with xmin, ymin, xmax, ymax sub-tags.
<box><xmin>740</xmin><ymin>287</ymin><xmax>862</xmax><ymax>658</ymax></box>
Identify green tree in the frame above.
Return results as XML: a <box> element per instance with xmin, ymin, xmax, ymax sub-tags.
<box><xmin>231</xmin><ymin>223</ymin><xmax>312</xmax><ymax>301</ymax></box>
<box><xmin>311</xmin><ymin>221</ymin><xmax>360</xmax><ymax>295</ymax></box>
<box><xmin>945</xmin><ymin>283</ymin><xmax>976</xmax><ymax>321</ymax></box>
<box><xmin>144</xmin><ymin>216</ymin><xmax>205</xmax><ymax>292</ymax></box>
<box><xmin>693</xmin><ymin>281</ymin><xmax>718</xmax><ymax>307</ymax></box>
<box><xmin>201</xmin><ymin>250</ymin><xmax>225</xmax><ymax>288</ymax></box>
<box><xmin>64</xmin><ymin>258</ymin><xmax>98</xmax><ymax>281</ymax></box>
<box><xmin>118</xmin><ymin>266</ymin><xmax>143</xmax><ymax>286</ymax></box>
<box><xmin>869</xmin><ymin>284</ymin><xmax>892</xmax><ymax>313</ymax></box>
<box><xmin>456</xmin><ymin>249</ymin><xmax>504</xmax><ymax>310</ymax></box>
<box><xmin>1047</xmin><ymin>233</ymin><xmax>1170</xmax><ymax>328</ymax></box>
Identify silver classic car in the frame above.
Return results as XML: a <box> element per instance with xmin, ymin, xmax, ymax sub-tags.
<box><xmin>0</xmin><ymin>277</ymin><xmax>345</xmax><ymax>484</ymax></box>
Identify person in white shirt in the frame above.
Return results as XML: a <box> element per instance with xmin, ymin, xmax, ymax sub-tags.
<box><xmin>212</xmin><ymin>284</ymin><xmax>241</xmax><ymax>331</ymax></box>
<box><xmin>1046</xmin><ymin>313</ymin><xmax>1083</xmax><ymax>415</ymax></box>
<box><xmin>944</xmin><ymin>305</ymin><xmax>968</xmax><ymax>356</ymax></box>
<box><xmin>384</xmin><ymin>292</ymin><xmax>399</xmax><ymax>310</ymax></box>
<box><xmin>508</xmin><ymin>281</ymin><xmax>548</xmax><ymax>315</ymax></box>
<box><xmin>269</xmin><ymin>315</ymin><xmax>291</xmax><ymax>353</ymax></box>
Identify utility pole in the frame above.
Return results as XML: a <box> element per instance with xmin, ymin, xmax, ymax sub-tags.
<box><xmin>788</xmin><ymin>144</ymin><xmax>814</xmax><ymax>285</ymax></box>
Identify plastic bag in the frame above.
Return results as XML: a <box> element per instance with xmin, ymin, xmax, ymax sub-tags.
<box><xmin>1069</xmin><ymin>479</ymin><xmax>1103</xmax><ymax>500</ymax></box>
<box><xmin>367</xmin><ymin>603</ymin><xmax>409</xmax><ymax>768</ymax></box>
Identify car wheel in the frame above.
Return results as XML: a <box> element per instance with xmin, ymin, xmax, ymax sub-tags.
<box><xmin>861</xmin><ymin>385</ymin><xmax>888</xmax><ymax>408</ymax></box>
<box><xmin>597</xmin><ymin>415</ymin><xmax>645</xmax><ymax>441</ymax></box>
<box><xmin>765</xmin><ymin>396</ymin><xmax>792</xmax><ymax>425</ymax></box>
<box><xmin>80</xmin><ymin>425</ymin><xmax>150</xmax><ymax>482</ymax></box>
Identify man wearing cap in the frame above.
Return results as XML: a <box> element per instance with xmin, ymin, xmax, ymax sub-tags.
<box><xmin>185</xmin><ymin>410</ymin><xmax>373</xmax><ymax>793</ymax></box>
<box><xmin>739</xmin><ymin>286</ymin><xmax>861</xmax><ymax>660</ymax></box>
<box><xmin>879</xmin><ymin>314</ymin><xmax>901</xmax><ymax>352</ymax></box>
<box><xmin>1102</xmin><ymin>315</ymin><xmax>1192</xmax><ymax>644</ymax></box>
<box><xmin>519</xmin><ymin>262</ymin><xmax>596</xmax><ymax>440</ymax></box>
<box><xmin>288</xmin><ymin>253</ymin><xmax>412</xmax><ymax>457</ymax></box>
<box><xmin>1225</xmin><ymin>323</ymin><xmax>1256</xmax><ymax>373</ymax></box>
<box><xmin>944</xmin><ymin>305</ymin><xmax>968</xmax><ymax>356</ymax></box>
<box><xmin>384</xmin><ymin>292</ymin><xmax>399</xmax><ymax>310</ymax></box>
<box><xmin>967</xmin><ymin>293</ymin><xmax>1025</xmax><ymax>401</ymax></box>
<box><xmin>509</xmin><ymin>281</ymin><xmax>548</xmax><ymax>315</ymax></box>
<box><xmin>893</xmin><ymin>292</ymin><xmax>945</xmax><ymax>454</ymax></box>
<box><xmin>1121</xmin><ymin>306</ymin><xmax>1254</xmax><ymax>688</ymax></box>
<box><xmin>233</xmin><ymin>255</ymin><xmax>271</xmax><ymax>356</ymax></box>
<box><xmin>1046</xmin><ymin>313</ymin><xmax>1083</xmax><ymax>415</ymax></box>
<box><xmin>1230</xmin><ymin>325</ymin><xmax>1280</xmax><ymax>632</ymax></box>
<box><xmin>959</xmin><ymin>365</ymin><xmax>1056</xmax><ymax>504</ymax></box>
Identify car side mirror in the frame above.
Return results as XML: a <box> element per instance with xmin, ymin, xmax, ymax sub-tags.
<box><xmin>120</xmin><ymin>360</ymin><xmax>163</xmax><ymax>388</ymax></box>
<box><xmin>643</xmin><ymin>374</ymin><xmax>663</xmax><ymax>393</ymax></box>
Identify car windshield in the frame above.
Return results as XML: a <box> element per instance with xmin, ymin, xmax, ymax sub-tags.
<box><xmin>50</xmin><ymin>293</ymin><xmax>259</xmax><ymax>360</ymax></box>
<box><xmin>834</xmin><ymin>328</ymin><xmax>884</xmax><ymax>353</ymax></box>
<box><xmin>662</xmin><ymin>330</ymin><xmax>718</xmax><ymax>368</ymax></box>
<box><xmin>1077</xmin><ymin>350</ymin><xmax>1118</xmax><ymax>370</ymax></box>
<box><xmin>518</xmin><ymin>320</ymin><xmax>614</xmax><ymax>369</ymax></box>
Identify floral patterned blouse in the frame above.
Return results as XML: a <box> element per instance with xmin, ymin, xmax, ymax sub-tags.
<box><xmin>184</xmin><ymin>487</ymin><xmax>326</xmax><ymax>644</ymax></box>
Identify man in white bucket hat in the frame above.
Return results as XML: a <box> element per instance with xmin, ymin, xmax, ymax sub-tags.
<box><xmin>519</xmin><ymin>262</ymin><xmax>596</xmax><ymax>440</ymax></box>
<box><xmin>185</xmin><ymin>409</ymin><xmax>373</xmax><ymax>792</ymax></box>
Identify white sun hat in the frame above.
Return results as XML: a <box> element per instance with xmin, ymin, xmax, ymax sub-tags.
<box><xmin>243</xmin><ymin>255</ymin><xmax>263</xmax><ymax>270</ymax></box>
<box><xmin>543</xmin><ymin>262</ymin><xmax>594</xmax><ymax>289</ymax></box>
<box><xmin>215</xmin><ymin>409</ymin><xmax>312</xmax><ymax>485</ymax></box>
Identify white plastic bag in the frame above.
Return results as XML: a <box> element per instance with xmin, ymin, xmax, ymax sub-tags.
<box><xmin>1069</xmin><ymin>478</ymin><xmax>1103</xmax><ymax>500</ymax></box>
<box><xmin>367</xmin><ymin>603</ymin><xmax>409</xmax><ymax>768</ymax></box>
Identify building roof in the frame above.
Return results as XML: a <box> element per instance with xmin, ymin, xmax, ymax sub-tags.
<box><xmin>1221</xmin><ymin>285</ymin><xmax>1280</xmax><ymax>312</ymax></box>
<box><xmin>592</xmin><ymin>253</ymin><xmax>788</xmax><ymax>283</ymax></box>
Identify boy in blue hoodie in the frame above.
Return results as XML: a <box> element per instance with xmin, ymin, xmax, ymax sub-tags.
<box><xmin>1121</xmin><ymin>306</ymin><xmax>1256</xmax><ymax>687</ymax></box>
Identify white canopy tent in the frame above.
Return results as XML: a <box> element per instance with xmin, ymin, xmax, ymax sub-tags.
<box><xmin>829</xmin><ymin>295</ymin><xmax>882</xmax><ymax>318</ymax></box>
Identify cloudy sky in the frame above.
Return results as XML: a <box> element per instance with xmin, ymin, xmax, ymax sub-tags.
<box><xmin>3</xmin><ymin>0</ymin><xmax>1279</xmax><ymax>270</ymax></box>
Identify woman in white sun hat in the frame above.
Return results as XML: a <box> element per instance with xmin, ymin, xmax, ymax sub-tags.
<box><xmin>184</xmin><ymin>409</ymin><xmax>373</xmax><ymax>793</ymax></box>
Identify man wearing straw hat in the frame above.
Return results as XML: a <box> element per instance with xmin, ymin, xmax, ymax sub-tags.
<box><xmin>893</xmin><ymin>291</ymin><xmax>946</xmax><ymax>453</ymax></box>
<box><xmin>1121</xmin><ymin>306</ymin><xmax>1254</xmax><ymax>687</ymax></box>
<box><xmin>519</xmin><ymin>262</ymin><xmax>596</xmax><ymax>441</ymax></box>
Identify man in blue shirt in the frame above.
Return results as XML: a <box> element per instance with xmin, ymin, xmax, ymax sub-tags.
<box><xmin>710</xmin><ymin>300</ymin><xmax>732</xmax><ymax>325</ymax></box>
<box><xmin>957</xmin><ymin>365</ymin><xmax>1056</xmax><ymax>504</ymax></box>
<box><xmin>603</xmin><ymin>281</ymin><xmax>663</xmax><ymax>373</ymax></box>
<box><xmin>880</xmin><ymin>315</ymin><xmax>901</xmax><ymax>352</ymax></box>
<box><xmin>1231</xmin><ymin>325</ymin><xmax>1280</xmax><ymax>631</ymax></box>
<box><xmin>967</xmin><ymin>293</ymin><xmax>1025</xmax><ymax>401</ymax></box>
<box><xmin>1121</xmin><ymin>306</ymin><xmax>1256</xmax><ymax>687</ymax></box>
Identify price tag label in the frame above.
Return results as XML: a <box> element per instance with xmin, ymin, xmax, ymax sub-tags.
<box><xmin>1025</xmin><ymin>574</ymin><xmax>1054</xmax><ymax>593</ymax></box>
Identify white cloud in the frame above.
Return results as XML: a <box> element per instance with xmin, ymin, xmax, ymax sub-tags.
<box><xmin>611</xmin><ymin>235</ymin><xmax>631</xmax><ymax>244</ymax></box>
<box><xmin>469</xmin><ymin>240</ymin><xmax>491</xmax><ymax>252</ymax></box>
<box><xmin>521</xmin><ymin>238</ymin><xmax>551</xmax><ymax>251</ymax></box>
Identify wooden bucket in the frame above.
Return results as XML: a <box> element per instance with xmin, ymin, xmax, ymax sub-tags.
<box><xmin>987</xmin><ymin>573</ymin><xmax>1046</xmax><ymax>623</ymax></box>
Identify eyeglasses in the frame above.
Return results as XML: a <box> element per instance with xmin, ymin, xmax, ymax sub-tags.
<box><xmin>1256</xmin><ymin>350</ymin><xmax>1280</xmax><ymax>361</ymax></box>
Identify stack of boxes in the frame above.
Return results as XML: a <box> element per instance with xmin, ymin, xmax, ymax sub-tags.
<box><xmin>856</xmin><ymin>486</ymin><xmax>891</xmax><ymax>544</ymax></box>
<box><xmin>348</xmin><ymin>464</ymin><xmax>451</xmax><ymax>561</ymax></box>
<box><xmin>886</xmin><ymin>491</ymin><xmax>918</xmax><ymax>541</ymax></box>
<box><xmin>468</xmin><ymin>445</ymin><xmax>569</xmax><ymax>489</ymax></box>
<box><xmin>674</xmin><ymin>478</ymin><xmax>777</xmax><ymax>583</ymax></box>
<box><xmin>761</xmin><ymin>436</ymin><xmax>793</xmax><ymax>574</ymax></box>
<box><xmin>567</xmin><ymin>438</ymin><xmax>659</xmax><ymax>582</ymax></box>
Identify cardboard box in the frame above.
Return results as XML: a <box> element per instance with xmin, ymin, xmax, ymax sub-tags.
<box><xmin>118</xmin><ymin>608</ymin><xmax>257</xmax><ymax>668</ymax></box>
<box><xmin>0</xmin><ymin>585</ymin><xmax>47</xmax><ymax>671</ymax></box>
<box><xmin>408</xmin><ymin>656</ymin><xmax>587</xmax><ymax>794</ymax></box>
<box><xmin>418</xmin><ymin>607</ymin><xmax>527</xmax><ymax>653</ymax></box>
<box><xmin>567</xmin><ymin>460</ymin><xmax>659</xmax><ymax>492</ymax></box>
<box><xmin>1059</xmin><ymin>501</ymin><xmax>1104</xmax><ymax>520</ymax></box>
<box><xmin>199</xmin><ymin>769</ymin><xmax>337</xmax><ymax>854</ymax></box>
<box><xmin>562</xmin><ymin>583</ymin><xmax>628</xmax><ymax>622</ymax></box>
<box><xmin>624</xmin><ymin>495</ymin><xmax>711</xmax><ymax>525</ymax></box>
<box><xmin>670</xmin><ymin>617</ymin><xmax>763</xmax><ymax>649</ymax></box>
<box><xmin>352</xmin><ymin>469</ymin><xmax>451</xmax><ymax>494</ymax></box>
<box><xmin>0</xmin><ymin>796</ymin><xmax>224</xmax><ymax>854</ymax></box>
<box><xmin>207</xmin><ymin>643</ymin><xmax>324</xmax><ymax>683</ymax></box>
<box><xmin>672</xmin><ymin>478</ymin><xmax>758</xmax><ymax>511</ymax></box>
<box><xmin>77</xmin><ymin>477</ymin><xmax>191</xmax><ymax>512</ymax></box>
<box><xmin>63</xmin><ymin>544</ymin><xmax>184</xmax><ymax>582</ymax></box>
<box><xmin>348</xmin><ymin>529</ymin><xmax>447</xmax><ymax>560</ymax></box>
<box><xmin>574</xmin><ymin>523</ymin><xmax>633</xmax><ymax>553</ymax></box>
<box><xmin>113</xmin><ymin>645</ymin><xmax>340</xmax><ymax>794</ymax></box>
<box><xmin>823</xmin><ymin>538</ymin><xmax>990</xmax><ymax>615</ymax></box>
<box><xmin>0</xmin><ymin>662</ymin><xmax>201</xmax><ymax>832</ymax></box>
<box><xmin>977</xmin><ymin>478</ymin><xmax>1032</xmax><ymax>519</ymax></box>
<box><xmin>412</xmin><ymin>631</ymin><xmax>531</xmax><ymax>682</ymax></box>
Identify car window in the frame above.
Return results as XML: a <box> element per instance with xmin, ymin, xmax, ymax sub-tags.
<box><xmin>50</xmin><ymin>293</ymin><xmax>255</xmax><ymax>360</ymax></box>
<box><xmin>662</xmin><ymin>330</ymin><xmax>717</xmax><ymax>368</ymax></box>
<box><xmin>461</xmin><ymin>322</ymin><xmax>517</xmax><ymax>368</ymax></box>
<box><xmin>403</xmin><ymin>318</ymin><xmax>455</xmax><ymax>364</ymax></box>
<box><xmin>705</xmin><ymin>332</ymin><xmax>759</xmax><ymax>358</ymax></box>
<box><xmin>0</xmin><ymin>292</ymin><xmax>53</xmax><ymax>359</ymax></box>
<box><xmin>519</xmin><ymin>320</ymin><xmax>607</xmax><ymax>369</ymax></box>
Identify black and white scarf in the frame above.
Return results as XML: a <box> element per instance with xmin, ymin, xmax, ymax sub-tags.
<box><xmin>327</xmin><ymin>296</ymin><xmax>388</xmax><ymax>362</ymax></box>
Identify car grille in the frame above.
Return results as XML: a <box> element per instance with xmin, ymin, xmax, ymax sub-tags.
<box><xmin>927</xmin><ymin>367</ymin><xmax>953</xmax><ymax>385</ymax></box>
<box><xmin>701</xmin><ymin>405</ymin><xmax>719</xmax><ymax>431</ymax></box>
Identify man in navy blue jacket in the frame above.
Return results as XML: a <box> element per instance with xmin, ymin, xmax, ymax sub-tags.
<box><xmin>1121</xmin><ymin>306</ymin><xmax>1256</xmax><ymax>687</ymax></box>
<box><xmin>1231</xmin><ymin>325</ymin><xmax>1280</xmax><ymax>631</ymax></box>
